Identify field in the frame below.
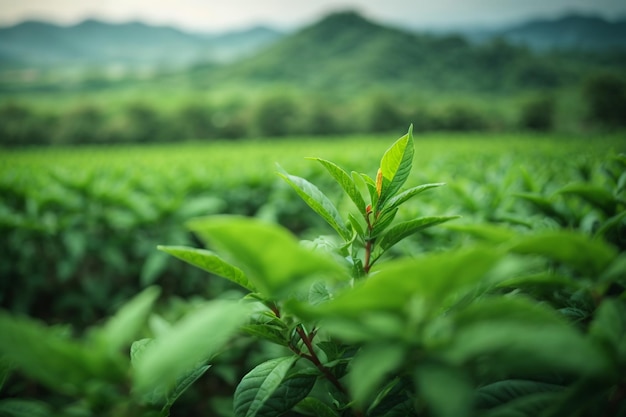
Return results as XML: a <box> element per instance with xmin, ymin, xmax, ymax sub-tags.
<box><xmin>1</xmin><ymin>131</ymin><xmax>626</xmax><ymax>416</ymax></box>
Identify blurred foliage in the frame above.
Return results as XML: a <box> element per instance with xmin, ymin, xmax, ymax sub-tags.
<box><xmin>0</xmin><ymin>132</ymin><xmax>624</xmax><ymax>416</ymax></box>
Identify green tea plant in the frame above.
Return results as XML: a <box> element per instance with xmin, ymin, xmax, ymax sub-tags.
<box><xmin>0</xmin><ymin>127</ymin><xmax>625</xmax><ymax>417</ymax></box>
<box><xmin>151</xmin><ymin>127</ymin><xmax>626</xmax><ymax>416</ymax></box>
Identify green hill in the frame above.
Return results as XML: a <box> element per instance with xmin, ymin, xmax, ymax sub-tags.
<box><xmin>205</xmin><ymin>11</ymin><xmax>623</xmax><ymax>95</ymax></box>
<box><xmin>0</xmin><ymin>20</ymin><xmax>282</xmax><ymax>69</ymax></box>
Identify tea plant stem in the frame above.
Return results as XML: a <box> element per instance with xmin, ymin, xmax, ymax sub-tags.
<box><xmin>294</xmin><ymin>325</ymin><xmax>347</xmax><ymax>394</ymax></box>
<box><xmin>605</xmin><ymin>382</ymin><xmax>626</xmax><ymax>417</ymax></box>
<box><xmin>364</xmin><ymin>240</ymin><xmax>373</xmax><ymax>274</ymax></box>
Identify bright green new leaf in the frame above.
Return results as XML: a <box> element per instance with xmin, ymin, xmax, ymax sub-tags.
<box><xmin>157</xmin><ymin>245</ymin><xmax>255</xmax><ymax>292</ymax></box>
<box><xmin>381</xmin><ymin>182</ymin><xmax>445</xmax><ymax>215</ymax></box>
<box><xmin>278</xmin><ymin>172</ymin><xmax>351</xmax><ymax>241</ymax></box>
<box><xmin>312</xmin><ymin>158</ymin><xmax>367</xmax><ymax>216</ymax></box>
<box><xmin>509</xmin><ymin>230</ymin><xmax>618</xmax><ymax>275</ymax></box>
<box><xmin>378</xmin><ymin>125</ymin><xmax>414</xmax><ymax>205</ymax></box>
<box><xmin>0</xmin><ymin>313</ymin><xmax>126</xmax><ymax>394</ymax></box>
<box><xmin>445</xmin><ymin>223</ymin><xmax>518</xmax><ymax>244</ymax></box>
<box><xmin>188</xmin><ymin>216</ymin><xmax>346</xmax><ymax>298</ymax></box>
<box><xmin>234</xmin><ymin>356</ymin><xmax>315</xmax><ymax>417</ymax></box>
<box><xmin>133</xmin><ymin>299</ymin><xmax>251</xmax><ymax>394</ymax></box>
<box><xmin>94</xmin><ymin>286</ymin><xmax>160</xmax><ymax>354</ymax></box>
<box><xmin>292</xmin><ymin>246</ymin><xmax>501</xmax><ymax>320</ymax></box>
<box><xmin>414</xmin><ymin>362</ymin><xmax>473</xmax><ymax>417</ymax></box>
<box><xmin>348</xmin><ymin>343</ymin><xmax>405</xmax><ymax>407</ymax></box>
<box><xmin>370</xmin><ymin>207</ymin><xmax>398</xmax><ymax>238</ymax></box>
<box><xmin>513</xmin><ymin>192</ymin><xmax>568</xmax><ymax>224</ymax></box>
<box><xmin>376</xmin><ymin>215</ymin><xmax>461</xmax><ymax>253</ymax></box>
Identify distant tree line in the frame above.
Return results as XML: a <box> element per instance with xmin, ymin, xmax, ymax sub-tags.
<box><xmin>1</xmin><ymin>72</ymin><xmax>624</xmax><ymax>147</ymax></box>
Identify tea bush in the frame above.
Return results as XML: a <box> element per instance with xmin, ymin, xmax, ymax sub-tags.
<box><xmin>0</xmin><ymin>128</ymin><xmax>624</xmax><ymax>416</ymax></box>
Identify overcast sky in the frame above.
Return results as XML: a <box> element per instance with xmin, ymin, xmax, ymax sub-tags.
<box><xmin>1</xmin><ymin>0</ymin><xmax>625</xmax><ymax>32</ymax></box>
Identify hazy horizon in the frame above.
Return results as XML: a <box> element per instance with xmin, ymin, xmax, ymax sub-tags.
<box><xmin>1</xmin><ymin>0</ymin><xmax>625</xmax><ymax>33</ymax></box>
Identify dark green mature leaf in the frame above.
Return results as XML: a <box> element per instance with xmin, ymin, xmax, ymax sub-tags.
<box><xmin>162</xmin><ymin>365</ymin><xmax>211</xmax><ymax>414</ymax></box>
<box><xmin>0</xmin><ymin>399</ymin><xmax>52</xmax><ymax>417</ymax></box>
<box><xmin>367</xmin><ymin>377</ymin><xmax>414</xmax><ymax>417</ymax></box>
<box><xmin>93</xmin><ymin>286</ymin><xmax>160</xmax><ymax>354</ymax></box>
<box><xmin>441</xmin><ymin>297</ymin><xmax>610</xmax><ymax>376</ymax></box>
<box><xmin>509</xmin><ymin>230</ymin><xmax>618</xmax><ymax>275</ymax></box>
<box><xmin>278</xmin><ymin>171</ymin><xmax>351</xmax><ymax>241</ymax></box>
<box><xmin>415</xmin><ymin>363</ymin><xmax>473</xmax><ymax>417</ymax></box>
<box><xmin>377</xmin><ymin>216</ymin><xmax>461</xmax><ymax>252</ymax></box>
<box><xmin>158</xmin><ymin>245</ymin><xmax>255</xmax><ymax>292</ymax></box>
<box><xmin>188</xmin><ymin>216</ymin><xmax>346</xmax><ymax>298</ymax></box>
<box><xmin>133</xmin><ymin>299</ymin><xmax>251</xmax><ymax>394</ymax></box>
<box><xmin>241</xmin><ymin>324</ymin><xmax>288</xmax><ymax>346</ymax></box>
<box><xmin>234</xmin><ymin>356</ymin><xmax>315</xmax><ymax>417</ymax></box>
<box><xmin>348</xmin><ymin>344</ymin><xmax>405</xmax><ymax>406</ymax></box>
<box><xmin>558</xmin><ymin>183</ymin><xmax>618</xmax><ymax>215</ymax></box>
<box><xmin>589</xmin><ymin>299</ymin><xmax>626</xmax><ymax>366</ymax></box>
<box><xmin>0</xmin><ymin>356</ymin><xmax>11</xmax><ymax>392</ymax></box>
<box><xmin>476</xmin><ymin>379</ymin><xmax>565</xmax><ymax>410</ymax></box>
<box><xmin>312</xmin><ymin>158</ymin><xmax>367</xmax><ymax>216</ymax></box>
<box><xmin>382</xmin><ymin>183</ymin><xmax>445</xmax><ymax>215</ymax></box>
<box><xmin>595</xmin><ymin>210</ymin><xmax>626</xmax><ymax>240</ymax></box>
<box><xmin>378</xmin><ymin>125</ymin><xmax>414</xmax><ymax>206</ymax></box>
<box><xmin>483</xmin><ymin>393</ymin><xmax>562</xmax><ymax>417</ymax></box>
<box><xmin>296</xmin><ymin>397</ymin><xmax>340</xmax><ymax>417</ymax></box>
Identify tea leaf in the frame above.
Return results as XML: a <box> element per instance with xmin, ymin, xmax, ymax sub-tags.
<box><xmin>0</xmin><ymin>313</ymin><xmax>125</xmax><ymax>394</ymax></box>
<box><xmin>509</xmin><ymin>230</ymin><xmax>618</xmax><ymax>275</ymax></box>
<box><xmin>475</xmin><ymin>379</ymin><xmax>564</xmax><ymax>410</ymax></box>
<box><xmin>292</xmin><ymin>247</ymin><xmax>501</xmax><ymax>319</ymax></box>
<box><xmin>558</xmin><ymin>183</ymin><xmax>618</xmax><ymax>215</ymax></box>
<box><xmin>234</xmin><ymin>356</ymin><xmax>314</xmax><ymax>417</ymax></box>
<box><xmin>133</xmin><ymin>299</ymin><xmax>251</xmax><ymax>394</ymax></box>
<box><xmin>415</xmin><ymin>363</ymin><xmax>473</xmax><ymax>417</ymax></box>
<box><xmin>296</xmin><ymin>397</ymin><xmax>340</xmax><ymax>417</ymax></box>
<box><xmin>0</xmin><ymin>399</ymin><xmax>52</xmax><ymax>417</ymax></box>
<box><xmin>312</xmin><ymin>158</ymin><xmax>367</xmax><ymax>216</ymax></box>
<box><xmin>278</xmin><ymin>172</ymin><xmax>351</xmax><ymax>241</ymax></box>
<box><xmin>348</xmin><ymin>344</ymin><xmax>405</xmax><ymax>406</ymax></box>
<box><xmin>441</xmin><ymin>297</ymin><xmax>610</xmax><ymax>376</ymax></box>
<box><xmin>94</xmin><ymin>286</ymin><xmax>160</xmax><ymax>354</ymax></box>
<box><xmin>158</xmin><ymin>245</ymin><xmax>255</xmax><ymax>292</ymax></box>
<box><xmin>382</xmin><ymin>182</ymin><xmax>445</xmax><ymax>214</ymax></box>
<box><xmin>188</xmin><ymin>216</ymin><xmax>346</xmax><ymax>298</ymax></box>
<box><xmin>377</xmin><ymin>215</ymin><xmax>461</xmax><ymax>252</ymax></box>
<box><xmin>378</xmin><ymin>125</ymin><xmax>414</xmax><ymax>206</ymax></box>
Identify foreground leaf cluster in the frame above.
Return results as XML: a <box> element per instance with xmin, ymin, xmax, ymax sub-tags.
<box><xmin>1</xmin><ymin>127</ymin><xmax>625</xmax><ymax>417</ymax></box>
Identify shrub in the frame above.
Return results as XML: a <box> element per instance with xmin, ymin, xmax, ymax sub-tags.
<box><xmin>583</xmin><ymin>72</ymin><xmax>626</xmax><ymax>128</ymax></box>
<box><xmin>519</xmin><ymin>95</ymin><xmax>555</xmax><ymax>131</ymax></box>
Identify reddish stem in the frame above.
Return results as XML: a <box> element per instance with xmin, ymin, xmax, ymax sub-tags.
<box><xmin>364</xmin><ymin>240</ymin><xmax>372</xmax><ymax>274</ymax></box>
<box><xmin>295</xmin><ymin>325</ymin><xmax>346</xmax><ymax>394</ymax></box>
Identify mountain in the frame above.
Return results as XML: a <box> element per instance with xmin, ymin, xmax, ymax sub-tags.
<box><xmin>0</xmin><ymin>19</ymin><xmax>283</xmax><ymax>69</ymax></box>
<box><xmin>432</xmin><ymin>14</ymin><xmax>626</xmax><ymax>51</ymax></box>
<box><xmin>206</xmin><ymin>11</ymin><xmax>533</xmax><ymax>92</ymax></box>
<box><xmin>496</xmin><ymin>14</ymin><xmax>626</xmax><ymax>51</ymax></box>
